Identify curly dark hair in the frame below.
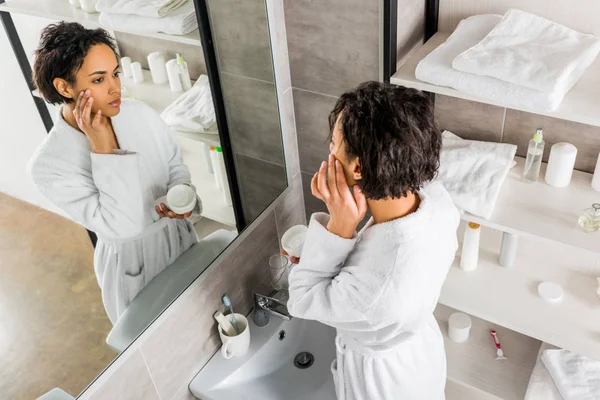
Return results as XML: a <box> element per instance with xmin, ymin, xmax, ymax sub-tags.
<box><xmin>329</xmin><ymin>81</ymin><xmax>441</xmax><ymax>200</ymax></box>
<box><xmin>32</xmin><ymin>22</ymin><xmax>118</xmax><ymax>105</ymax></box>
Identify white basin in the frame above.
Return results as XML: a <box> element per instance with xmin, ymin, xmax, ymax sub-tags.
<box><xmin>189</xmin><ymin>313</ymin><xmax>337</xmax><ymax>400</ymax></box>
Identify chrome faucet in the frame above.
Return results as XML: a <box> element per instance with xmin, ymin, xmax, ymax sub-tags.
<box><xmin>253</xmin><ymin>286</ymin><xmax>292</xmax><ymax>327</ymax></box>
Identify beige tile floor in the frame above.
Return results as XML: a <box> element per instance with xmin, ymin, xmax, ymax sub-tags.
<box><xmin>0</xmin><ymin>192</ymin><xmax>116</xmax><ymax>399</ymax></box>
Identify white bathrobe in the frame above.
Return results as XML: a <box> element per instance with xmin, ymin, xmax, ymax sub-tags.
<box><xmin>288</xmin><ymin>182</ymin><xmax>460</xmax><ymax>400</ymax></box>
<box><xmin>29</xmin><ymin>99</ymin><xmax>201</xmax><ymax>324</ymax></box>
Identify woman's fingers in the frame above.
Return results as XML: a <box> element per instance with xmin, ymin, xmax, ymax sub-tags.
<box><xmin>155</xmin><ymin>205</ymin><xmax>166</xmax><ymax>218</ymax></box>
<box><xmin>73</xmin><ymin>91</ymin><xmax>83</xmax><ymax>123</ymax></box>
<box><xmin>317</xmin><ymin>161</ymin><xmax>331</xmax><ymax>199</ymax></box>
<box><xmin>92</xmin><ymin>109</ymin><xmax>102</xmax><ymax>130</ymax></box>
<box><xmin>353</xmin><ymin>185</ymin><xmax>368</xmax><ymax>218</ymax></box>
<box><xmin>335</xmin><ymin>159</ymin><xmax>350</xmax><ymax>195</ymax></box>
<box><xmin>82</xmin><ymin>96</ymin><xmax>93</xmax><ymax>126</ymax></box>
<box><xmin>311</xmin><ymin>172</ymin><xmax>324</xmax><ymax>201</ymax></box>
<box><xmin>327</xmin><ymin>154</ymin><xmax>338</xmax><ymax>197</ymax></box>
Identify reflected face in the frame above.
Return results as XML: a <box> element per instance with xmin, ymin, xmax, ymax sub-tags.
<box><xmin>329</xmin><ymin>112</ymin><xmax>358</xmax><ymax>186</ymax></box>
<box><xmin>71</xmin><ymin>44</ymin><xmax>122</xmax><ymax>117</ymax></box>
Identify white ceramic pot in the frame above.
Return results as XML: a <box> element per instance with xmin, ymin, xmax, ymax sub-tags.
<box><xmin>80</xmin><ymin>0</ymin><xmax>99</xmax><ymax>13</ymax></box>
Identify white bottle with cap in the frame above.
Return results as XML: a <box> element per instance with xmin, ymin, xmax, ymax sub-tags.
<box><xmin>176</xmin><ymin>53</ymin><xmax>192</xmax><ymax>92</ymax></box>
<box><xmin>215</xmin><ymin>147</ymin><xmax>232</xmax><ymax>206</ymax></box>
<box><xmin>460</xmin><ymin>222</ymin><xmax>481</xmax><ymax>271</ymax></box>
<box><xmin>147</xmin><ymin>52</ymin><xmax>168</xmax><ymax>84</ymax></box>
<box><xmin>166</xmin><ymin>59</ymin><xmax>184</xmax><ymax>93</ymax></box>
<box><xmin>545</xmin><ymin>142</ymin><xmax>578</xmax><ymax>187</ymax></box>
<box><xmin>592</xmin><ymin>153</ymin><xmax>600</xmax><ymax>192</ymax></box>
<box><xmin>210</xmin><ymin>146</ymin><xmax>223</xmax><ymax>189</ymax></box>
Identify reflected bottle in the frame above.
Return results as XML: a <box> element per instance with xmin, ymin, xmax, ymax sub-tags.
<box><xmin>578</xmin><ymin>203</ymin><xmax>600</xmax><ymax>233</ymax></box>
<box><xmin>523</xmin><ymin>129</ymin><xmax>544</xmax><ymax>183</ymax></box>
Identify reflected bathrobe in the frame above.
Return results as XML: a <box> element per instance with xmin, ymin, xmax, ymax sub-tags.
<box><xmin>288</xmin><ymin>182</ymin><xmax>460</xmax><ymax>400</ymax></box>
<box><xmin>29</xmin><ymin>99</ymin><xmax>201</xmax><ymax>324</ymax></box>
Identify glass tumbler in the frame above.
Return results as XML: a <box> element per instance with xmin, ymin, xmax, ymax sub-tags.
<box><xmin>268</xmin><ymin>254</ymin><xmax>292</xmax><ymax>289</ymax></box>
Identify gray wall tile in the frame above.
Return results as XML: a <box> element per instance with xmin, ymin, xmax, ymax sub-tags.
<box><xmin>293</xmin><ymin>89</ymin><xmax>338</xmax><ymax>174</ymax></box>
<box><xmin>503</xmin><ymin>109</ymin><xmax>600</xmax><ymax>173</ymax></box>
<box><xmin>301</xmin><ymin>171</ymin><xmax>327</xmax><ymax>221</ymax></box>
<box><xmin>140</xmin><ymin>212</ymin><xmax>278</xmax><ymax>400</ymax></box>
<box><xmin>115</xmin><ymin>32</ymin><xmax>206</xmax><ymax>80</ymax></box>
<box><xmin>283</xmin><ymin>0</ymin><xmax>379</xmax><ymax>97</ymax></box>
<box><xmin>207</xmin><ymin>0</ymin><xmax>274</xmax><ymax>82</ymax></box>
<box><xmin>396</xmin><ymin>0</ymin><xmax>425</xmax><ymax>67</ymax></box>
<box><xmin>274</xmin><ymin>175</ymin><xmax>306</xmax><ymax>244</ymax></box>
<box><xmin>434</xmin><ymin>95</ymin><xmax>504</xmax><ymax>142</ymax></box>
<box><xmin>222</xmin><ymin>72</ymin><xmax>284</xmax><ymax>165</ymax></box>
<box><xmin>86</xmin><ymin>350</ymin><xmax>159</xmax><ymax>400</ymax></box>
<box><xmin>281</xmin><ymin>88</ymin><xmax>300</xmax><ymax>179</ymax></box>
<box><xmin>266</xmin><ymin>0</ymin><xmax>292</xmax><ymax>94</ymax></box>
<box><xmin>235</xmin><ymin>154</ymin><xmax>287</xmax><ymax>223</ymax></box>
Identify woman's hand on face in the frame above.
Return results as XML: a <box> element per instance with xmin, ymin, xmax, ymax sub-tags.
<box><xmin>73</xmin><ymin>89</ymin><xmax>117</xmax><ymax>154</ymax></box>
<box><xmin>155</xmin><ymin>203</ymin><xmax>192</xmax><ymax>220</ymax></box>
<box><xmin>311</xmin><ymin>154</ymin><xmax>367</xmax><ymax>239</ymax></box>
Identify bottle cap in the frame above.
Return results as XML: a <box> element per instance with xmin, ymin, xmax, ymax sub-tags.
<box><xmin>533</xmin><ymin>129</ymin><xmax>543</xmax><ymax>144</ymax></box>
<box><xmin>177</xmin><ymin>53</ymin><xmax>184</xmax><ymax>64</ymax></box>
<box><xmin>216</xmin><ymin>146</ymin><xmax>223</xmax><ymax>153</ymax></box>
<box><xmin>468</xmin><ymin>222</ymin><xmax>480</xmax><ymax>230</ymax></box>
<box><xmin>210</xmin><ymin>146</ymin><xmax>216</xmax><ymax>150</ymax></box>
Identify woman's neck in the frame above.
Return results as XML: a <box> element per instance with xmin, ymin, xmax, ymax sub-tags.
<box><xmin>367</xmin><ymin>191</ymin><xmax>421</xmax><ymax>224</ymax></box>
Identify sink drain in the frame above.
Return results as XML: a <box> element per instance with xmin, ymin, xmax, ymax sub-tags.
<box><xmin>294</xmin><ymin>352</ymin><xmax>314</xmax><ymax>369</ymax></box>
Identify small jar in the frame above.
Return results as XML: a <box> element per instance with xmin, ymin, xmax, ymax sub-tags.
<box><xmin>578</xmin><ymin>203</ymin><xmax>600</xmax><ymax>233</ymax></box>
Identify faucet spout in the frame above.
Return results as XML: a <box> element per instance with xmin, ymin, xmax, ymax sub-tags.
<box><xmin>253</xmin><ymin>287</ymin><xmax>292</xmax><ymax>327</ymax></box>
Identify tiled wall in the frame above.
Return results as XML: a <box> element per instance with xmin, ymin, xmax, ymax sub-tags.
<box><xmin>77</xmin><ymin>1</ymin><xmax>305</xmax><ymax>399</ymax></box>
<box><xmin>435</xmin><ymin>95</ymin><xmax>600</xmax><ymax>174</ymax></box>
<box><xmin>283</xmin><ymin>0</ymin><xmax>381</xmax><ymax>220</ymax></box>
<box><xmin>207</xmin><ymin>0</ymin><xmax>287</xmax><ymax>224</ymax></box>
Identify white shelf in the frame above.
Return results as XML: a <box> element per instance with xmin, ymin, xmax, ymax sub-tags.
<box><xmin>0</xmin><ymin>0</ymin><xmax>201</xmax><ymax>46</ymax></box>
<box><xmin>440</xmin><ymin>223</ymin><xmax>600</xmax><ymax>362</ymax></box>
<box><xmin>391</xmin><ymin>32</ymin><xmax>600</xmax><ymax>128</ymax></box>
<box><xmin>461</xmin><ymin>157</ymin><xmax>600</xmax><ymax>254</ymax></box>
<box><xmin>436</xmin><ymin>304</ymin><xmax>540</xmax><ymax>400</ymax></box>
<box><xmin>122</xmin><ymin>70</ymin><xmax>220</xmax><ymax>146</ymax></box>
<box><xmin>445</xmin><ymin>380</ymin><xmax>503</xmax><ymax>400</ymax></box>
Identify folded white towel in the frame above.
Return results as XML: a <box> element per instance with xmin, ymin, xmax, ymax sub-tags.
<box><xmin>542</xmin><ymin>349</ymin><xmax>600</xmax><ymax>400</ymax></box>
<box><xmin>525</xmin><ymin>343</ymin><xmax>562</xmax><ymax>400</ymax></box>
<box><xmin>99</xmin><ymin>1</ymin><xmax>197</xmax><ymax>35</ymax></box>
<box><xmin>161</xmin><ymin>75</ymin><xmax>217</xmax><ymax>133</ymax></box>
<box><xmin>96</xmin><ymin>0</ymin><xmax>187</xmax><ymax>18</ymax></box>
<box><xmin>435</xmin><ymin>130</ymin><xmax>516</xmax><ymax>219</ymax></box>
<box><xmin>453</xmin><ymin>9</ymin><xmax>600</xmax><ymax>95</ymax></box>
<box><xmin>415</xmin><ymin>15</ymin><xmax>567</xmax><ymax>112</ymax></box>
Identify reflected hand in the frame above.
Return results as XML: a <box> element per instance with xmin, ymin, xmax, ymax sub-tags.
<box><xmin>281</xmin><ymin>249</ymin><xmax>300</xmax><ymax>264</ymax></box>
<box><xmin>311</xmin><ymin>154</ymin><xmax>367</xmax><ymax>239</ymax></box>
<box><xmin>155</xmin><ymin>203</ymin><xmax>192</xmax><ymax>219</ymax></box>
<box><xmin>73</xmin><ymin>89</ymin><xmax>117</xmax><ymax>154</ymax></box>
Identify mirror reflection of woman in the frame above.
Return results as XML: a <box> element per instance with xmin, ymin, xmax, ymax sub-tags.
<box><xmin>29</xmin><ymin>22</ymin><xmax>202</xmax><ymax>324</ymax></box>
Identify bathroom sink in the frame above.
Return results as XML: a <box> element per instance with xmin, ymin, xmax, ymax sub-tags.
<box><xmin>189</xmin><ymin>313</ymin><xmax>337</xmax><ymax>400</ymax></box>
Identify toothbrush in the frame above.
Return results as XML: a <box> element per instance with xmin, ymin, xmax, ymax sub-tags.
<box><xmin>213</xmin><ymin>311</ymin><xmax>237</xmax><ymax>336</ymax></box>
<box><xmin>490</xmin><ymin>330</ymin><xmax>507</xmax><ymax>360</ymax></box>
<box><xmin>221</xmin><ymin>295</ymin><xmax>239</xmax><ymax>334</ymax></box>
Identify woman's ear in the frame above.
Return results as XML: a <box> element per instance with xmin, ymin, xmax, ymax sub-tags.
<box><xmin>53</xmin><ymin>78</ymin><xmax>75</xmax><ymax>101</ymax></box>
<box><xmin>352</xmin><ymin>157</ymin><xmax>362</xmax><ymax>181</ymax></box>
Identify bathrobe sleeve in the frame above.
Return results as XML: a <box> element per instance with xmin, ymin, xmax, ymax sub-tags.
<box><xmin>29</xmin><ymin>149</ymin><xmax>147</xmax><ymax>239</ymax></box>
<box><xmin>288</xmin><ymin>213</ymin><xmax>384</xmax><ymax>328</ymax></box>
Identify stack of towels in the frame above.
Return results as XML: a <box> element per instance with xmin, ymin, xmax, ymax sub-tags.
<box><xmin>526</xmin><ymin>343</ymin><xmax>600</xmax><ymax>400</ymax></box>
<box><xmin>160</xmin><ymin>75</ymin><xmax>217</xmax><ymax>133</ymax></box>
<box><xmin>97</xmin><ymin>0</ymin><xmax>198</xmax><ymax>35</ymax></box>
<box><xmin>416</xmin><ymin>9</ymin><xmax>600</xmax><ymax>112</ymax></box>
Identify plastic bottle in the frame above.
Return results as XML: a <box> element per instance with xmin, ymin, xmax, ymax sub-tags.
<box><xmin>523</xmin><ymin>129</ymin><xmax>544</xmax><ymax>183</ymax></box>
<box><xmin>210</xmin><ymin>146</ymin><xmax>222</xmax><ymax>189</ymax></box>
<box><xmin>176</xmin><ymin>53</ymin><xmax>192</xmax><ymax>92</ymax></box>
<box><xmin>216</xmin><ymin>147</ymin><xmax>233</xmax><ymax>206</ymax></box>
<box><xmin>460</xmin><ymin>222</ymin><xmax>481</xmax><ymax>271</ymax></box>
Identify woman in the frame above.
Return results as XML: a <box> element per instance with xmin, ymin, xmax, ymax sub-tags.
<box><xmin>29</xmin><ymin>22</ymin><xmax>201</xmax><ymax>324</ymax></box>
<box><xmin>288</xmin><ymin>82</ymin><xmax>460</xmax><ymax>399</ymax></box>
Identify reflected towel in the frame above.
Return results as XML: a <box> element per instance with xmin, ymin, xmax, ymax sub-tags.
<box><xmin>99</xmin><ymin>1</ymin><xmax>197</xmax><ymax>35</ymax></box>
<box><xmin>435</xmin><ymin>131</ymin><xmax>517</xmax><ymax>219</ymax></box>
<box><xmin>525</xmin><ymin>343</ymin><xmax>562</xmax><ymax>400</ymax></box>
<box><xmin>415</xmin><ymin>14</ymin><xmax>568</xmax><ymax>112</ymax></box>
<box><xmin>542</xmin><ymin>349</ymin><xmax>600</xmax><ymax>400</ymax></box>
<box><xmin>453</xmin><ymin>9</ymin><xmax>600</xmax><ymax>95</ymax></box>
<box><xmin>161</xmin><ymin>75</ymin><xmax>217</xmax><ymax>133</ymax></box>
<box><xmin>96</xmin><ymin>0</ymin><xmax>187</xmax><ymax>18</ymax></box>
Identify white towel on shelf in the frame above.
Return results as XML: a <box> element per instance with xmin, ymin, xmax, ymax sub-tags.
<box><xmin>99</xmin><ymin>1</ymin><xmax>197</xmax><ymax>35</ymax></box>
<box><xmin>525</xmin><ymin>343</ymin><xmax>563</xmax><ymax>400</ymax></box>
<box><xmin>415</xmin><ymin>14</ymin><xmax>567</xmax><ymax>112</ymax></box>
<box><xmin>161</xmin><ymin>75</ymin><xmax>217</xmax><ymax>133</ymax></box>
<box><xmin>542</xmin><ymin>349</ymin><xmax>600</xmax><ymax>400</ymax></box>
<box><xmin>434</xmin><ymin>130</ymin><xmax>516</xmax><ymax>219</ymax></box>
<box><xmin>96</xmin><ymin>0</ymin><xmax>187</xmax><ymax>18</ymax></box>
<box><xmin>453</xmin><ymin>9</ymin><xmax>600</xmax><ymax>95</ymax></box>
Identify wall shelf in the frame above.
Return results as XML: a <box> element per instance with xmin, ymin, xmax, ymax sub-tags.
<box><xmin>461</xmin><ymin>157</ymin><xmax>600</xmax><ymax>254</ymax></box>
<box><xmin>436</xmin><ymin>304</ymin><xmax>541</xmax><ymax>400</ymax></box>
<box><xmin>0</xmin><ymin>0</ymin><xmax>201</xmax><ymax>46</ymax></box>
<box><xmin>391</xmin><ymin>32</ymin><xmax>600</xmax><ymax>128</ymax></box>
<box><xmin>440</xmin><ymin>223</ymin><xmax>600</xmax><ymax>362</ymax></box>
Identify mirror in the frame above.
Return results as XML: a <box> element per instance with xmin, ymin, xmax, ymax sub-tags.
<box><xmin>0</xmin><ymin>0</ymin><xmax>286</xmax><ymax>397</ymax></box>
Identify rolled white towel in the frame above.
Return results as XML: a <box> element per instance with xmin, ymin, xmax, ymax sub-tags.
<box><xmin>161</xmin><ymin>75</ymin><xmax>217</xmax><ymax>133</ymax></box>
<box><xmin>96</xmin><ymin>0</ymin><xmax>188</xmax><ymax>18</ymax></box>
<box><xmin>542</xmin><ymin>349</ymin><xmax>600</xmax><ymax>400</ymax></box>
<box><xmin>453</xmin><ymin>9</ymin><xmax>600</xmax><ymax>95</ymax></box>
<box><xmin>99</xmin><ymin>1</ymin><xmax>197</xmax><ymax>35</ymax></box>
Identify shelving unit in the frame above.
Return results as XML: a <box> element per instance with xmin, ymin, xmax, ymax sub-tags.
<box><xmin>440</xmin><ymin>223</ymin><xmax>600</xmax><ymax>361</ymax></box>
<box><xmin>436</xmin><ymin>304</ymin><xmax>541</xmax><ymax>400</ymax></box>
<box><xmin>0</xmin><ymin>0</ymin><xmax>202</xmax><ymax>46</ymax></box>
<box><xmin>391</xmin><ymin>32</ymin><xmax>600</xmax><ymax>128</ymax></box>
<box><xmin>462</xmin><ymin>157</ymin><xmax>600</xmax><ymax>254</ymax></box>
